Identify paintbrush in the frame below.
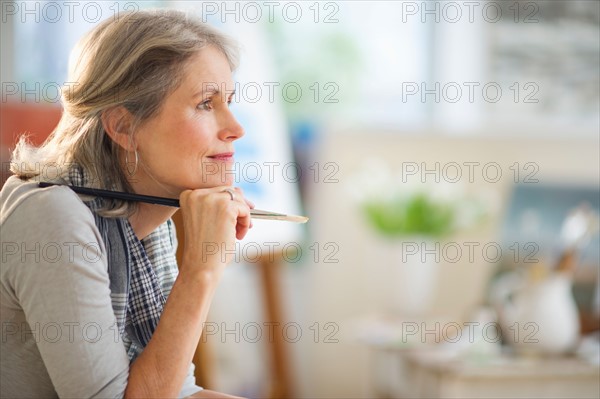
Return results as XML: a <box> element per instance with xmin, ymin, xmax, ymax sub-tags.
<box><xmin>38</xmin><ymin>182</ymin><xmax>308</xmax><ymax>223</ymax></box>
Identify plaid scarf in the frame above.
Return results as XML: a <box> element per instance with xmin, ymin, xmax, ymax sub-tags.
<box><xmin>66</xmin><ymin>166</ymin><xmax>177</xmax><ymax>361</ymax></box>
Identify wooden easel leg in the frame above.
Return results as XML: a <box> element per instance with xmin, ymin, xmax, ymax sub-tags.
<box><xmin>259</xmin><ymin>255</ymin><xmax>294</xmax><ymax>398</ymax></box>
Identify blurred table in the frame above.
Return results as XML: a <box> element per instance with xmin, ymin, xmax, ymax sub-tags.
<box><xmin>369</xmin><ymin>347</ymin><xmax>600</xmax><ymax>399</ymax></box>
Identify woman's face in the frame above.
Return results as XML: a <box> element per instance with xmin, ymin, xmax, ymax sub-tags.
<box><xmin>133</xmin><ymin>46</ymin><xmax>244</xmax><ymax>197</ymax></box>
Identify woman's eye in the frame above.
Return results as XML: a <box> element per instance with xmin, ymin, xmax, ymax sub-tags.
<box><xmin>198</xmin><ymin>100</ymin><xmax>213</xmax><ymax>111</ymax></box>
<box><xmin>227</xmin><ymin>93</ymin><xmax>236</xmax><ymax>107</ymax></box>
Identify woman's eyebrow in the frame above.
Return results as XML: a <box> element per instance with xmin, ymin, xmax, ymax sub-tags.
<box><xmin>192</xmin><ymin>86</ymin><xmax>235</xmax><ymax>101</ymax></box>
<box><xmin>193</xmin><ymin>85</ymin><xmax>220</xmax><ymax>98</ymax></box>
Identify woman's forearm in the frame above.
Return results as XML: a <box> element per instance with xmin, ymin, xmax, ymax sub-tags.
<box><xmin>124</xmin><ymin>264</ymin><xmax>223</xmax><ymax>398</ymax></box>
<box><xmin>123</xmin><ymin>188</ymin><xmax>251</xmax><ymax>397</ymax></box>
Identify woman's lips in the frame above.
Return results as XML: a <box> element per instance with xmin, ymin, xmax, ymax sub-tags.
<box><xmin>207</xmin><ymin>152</ymin><xmax>235</xmax><ymax>162</ymax></box>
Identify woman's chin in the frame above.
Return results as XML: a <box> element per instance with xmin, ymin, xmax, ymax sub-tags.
<box><xmin>192</xmin><ymin>176</ymin><xmax>235</xmax><ymax>189</ymax></box>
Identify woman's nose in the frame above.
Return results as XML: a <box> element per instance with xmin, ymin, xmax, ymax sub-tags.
<box><xmin>219</xmin><ymin>108</ymin><xmax>245</xmax><ymax>141</ymax></box>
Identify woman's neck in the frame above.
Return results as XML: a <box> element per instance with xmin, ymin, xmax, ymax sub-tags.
<box><xmin>128</xmin><ymin>202</ymin><xmax>177</xmax><ymax>240</ymax></box>
<box><xmin>127</xmin><ymin>172</ymin><xmax>179</xmax><ymax>240</ymax></box>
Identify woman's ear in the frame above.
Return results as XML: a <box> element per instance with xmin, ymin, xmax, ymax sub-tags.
<box><xmin>101</xmin><ymin>106</ymin><xmax>135</xmax><ymax>151</ymax></box>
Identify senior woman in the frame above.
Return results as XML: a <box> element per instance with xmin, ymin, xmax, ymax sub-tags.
<box><xmin>1</xmin><ymin>10</ymin><xmax>252</xmax><ymax>398</ymax></box>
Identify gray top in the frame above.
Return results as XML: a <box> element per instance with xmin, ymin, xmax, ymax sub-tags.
<box><xmin>0</xmin><ymin>176</ymin><xmax>201</xmax><ymax>398</ymax></box>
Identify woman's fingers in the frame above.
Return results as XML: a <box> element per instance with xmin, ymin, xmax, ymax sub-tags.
<box><xmin>225</xmin><ymin>186</ymin><xmax>253</xmax><ymax>232</ymax></box>
<box><xmin>180</xmin><ymin>186</ymin><xmax>254</xmax><ymax>255</ymax></box>
<box><xmin>227</xmin><ymin>187</ymin><xmax>253</xmax><ymax>238</ymax></box>
<box><xmin>233</xmin><ymin>187</ymin><xmax>255</xmax><ymax>209</ymax></box>
<box><xmin>233</xmin><ymin>201</ymin><xmax>252</xmax><ymax>240</ymax></box>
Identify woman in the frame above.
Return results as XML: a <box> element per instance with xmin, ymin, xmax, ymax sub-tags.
<box><xmin>1</xmin><ymin>9</ymin><xmax>252</xmax><ymax>398</ymax></box>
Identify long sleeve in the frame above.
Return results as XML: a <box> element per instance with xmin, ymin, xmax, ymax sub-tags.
<box><xmin>1</xmin><ymin>181</ymin><xmax>130</xmax><ymax>398</ymax></box>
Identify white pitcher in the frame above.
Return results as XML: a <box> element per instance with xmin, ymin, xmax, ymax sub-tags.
<box><xmin>492</xmin><ymin>268</ymin><xmax>580</xmax><ymax>355</ymax></box>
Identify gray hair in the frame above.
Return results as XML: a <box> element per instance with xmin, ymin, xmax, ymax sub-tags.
<box><xmin>11</xmin><ymin>9</ymin><xmax>239</xmax><ymax>217</ymax></box>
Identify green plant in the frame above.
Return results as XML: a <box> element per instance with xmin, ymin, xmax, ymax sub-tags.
<box><xmin>362</xmin><ymin>193</ymin><xmax>457</xmax><ymax>238</ymax></box>
<box><xmin>348</xmin><ymin>160</ymin><xmax>491</xmax><ymax>238</ymax></box>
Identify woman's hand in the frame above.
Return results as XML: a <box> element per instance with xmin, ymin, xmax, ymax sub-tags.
<box><xmin>179</xmin><ymin>186</ymin><xmax>253</xmax><ymax>270</ymax></box>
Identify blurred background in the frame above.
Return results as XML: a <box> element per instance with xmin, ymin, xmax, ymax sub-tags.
<box><xmin>1</xmin><ymin>1</ymin><xmax>599</xmax><ymax>398</ymax></box>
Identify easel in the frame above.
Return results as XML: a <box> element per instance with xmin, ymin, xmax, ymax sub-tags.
<box><xmin>257</xmin><ymin>253</ymin><xmax>294</xmax><ymax>398</ymax></box>
<box><xmin>172</xmin><ymin>210</ymin><xmax>294</xmax><ymax>398</ymax></box>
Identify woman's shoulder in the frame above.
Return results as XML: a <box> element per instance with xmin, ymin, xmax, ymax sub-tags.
<box><xmin>1</xmin><ymin>175</ymin><xmax>97</xmax><ymax>233</ymax></box>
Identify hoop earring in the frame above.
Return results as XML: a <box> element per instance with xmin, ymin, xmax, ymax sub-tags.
<box><xmin>125</xmin><ymin>149</ymin><xmax>139</xmax><ymax>176</ymax></box>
